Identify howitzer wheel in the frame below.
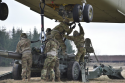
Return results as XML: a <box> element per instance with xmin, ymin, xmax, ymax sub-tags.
<box><xmin>12</xmin><ymin>63</ymin><xmax>22</xmax><ymax>80</ymax></box>
<box><xmin>107</xmin><ymin>72</ymin><xmax>124</xmax><ymax>79</ymax></box>
<box><xmin>67</xmin><ymin>61</ymin><xmax>81</xmax><ymax>80</ymax></box>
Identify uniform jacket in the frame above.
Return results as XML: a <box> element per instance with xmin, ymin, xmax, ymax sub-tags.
<box><xmin>16</xmin><ymin>37</ymin><xmax>31</xmax><ymax>54</ymax></box>
<box><xmin>64</xmin><ymin>26</ymin><xmax>85</xmax><ymax>48</ymax></box>
<box><xmin>51</xmin><ymin>22</ymin><xmax>73</xmax><ymax>35</ymax></box>
<box><xmin>44</xmin><ymin>36</ymin><xmax>59</xmax><ymax>56</ymax></box>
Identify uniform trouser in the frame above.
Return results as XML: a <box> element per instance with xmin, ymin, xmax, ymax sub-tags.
<box><xmin>21</xmin><ymin>52</ymin><xmax>32</xmax><ymax>79</ymax></box>
<box><xmin>45</xmin><ymin>57</ymin><xmax>60</xmax><ymax>80</ymax></box>
<box><xmin>55</xmin><ymin>59</ymin><xmax>60</xmax><ymax>78</ymax></box>
<box><xmin>41</xmin><ymin>56</ymin><xmax>57</xmax><ymax>80</ymax></box>
<box><xmin>75</xmin><ymin>47</ymin><xmax>86</xmax><ymax>62</ymax></box>
<box><xmin>51</xmin><ymin>32</ymin><xmax>66</xmax><ymax>52</ymax></box>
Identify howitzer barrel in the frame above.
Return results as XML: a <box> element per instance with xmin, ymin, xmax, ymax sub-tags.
<box><xmin>0</xmin><ymin>50</ymin><xmax>22</xmax><ymax>60</ymax></box>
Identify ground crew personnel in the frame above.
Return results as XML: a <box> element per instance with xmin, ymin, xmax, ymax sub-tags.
<box><xmin>15</xmin><ymin>33</ymin><xmax>32</xmax><ymax>81</ymax></box>
<box><xmin>46</xmin><ymin>28</ymin><xmax>61</xmax><ymax>81</ymax></box>
<box><xmin>51</xmin><ymin>18</ymin><xmax>73</xmax><ymax>55</ymax></box>
<box><xmin>41</xmin><ymin>35</ymin><xmax>59</xmax><ymax>82</ymax></box>
<box><xmin>64</xmin><ymin>23</ymin><xmax>86</xmax><ymax>62</ymax></box>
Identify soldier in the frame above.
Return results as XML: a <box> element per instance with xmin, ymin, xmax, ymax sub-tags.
<box><xmin>15</xmin><ymin>33</ymin><xmax>32</xmax><ymax>81</ymax></box>
<box><xmin>51</xmin><ymin>18</ymin><xmax>73</xmax><ymax>55</ymax></box>
<box><xmin>41</xmin><ymin>35</ymin><xmax>59</xmax><ymax>82</ymax></box>
<box><xmin>46</xmin><ymin>28</ymin><xmax>61</xmax><ymax>81</ymax></box>
<box><xmin>63</xmin><ymin>23</ymin><xmax>86</xmax><ymax>62</ymax></box>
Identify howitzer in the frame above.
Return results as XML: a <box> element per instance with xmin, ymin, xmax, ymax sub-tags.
<box><xmin>0</xmin><ymin>48</ymin><xmax>47</xmax><ymax>80</ymax></box>
<box><xmin>0</xmin><ymin>47</ymin><xmax>80</xmax><ymax>80</ymax></box>
<box><xmin>0</xmin><ymin>50</ymin><xmax>22</xmax><ymax>60</ymax></box>
<box><xmin>0</xmin><ymin>38</ymin><xmax>124</xmax><ymax>81</ymax></box>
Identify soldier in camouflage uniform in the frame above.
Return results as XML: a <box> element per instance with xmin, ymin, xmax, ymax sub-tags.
<box><xmin>16</xmin><ymin>33</ymin><xmax>32</xmax><ymax>81</ymax></box>
<box><xmin>41</xmin><ymin>35</ymin><xmax>59</xmax><ymax>82</ymax></box>
<box><xmin>46</xmin><ymin>28</ymin><xmax>61</xmax><ymax>81</ymax></box>
<box><xmin>51</xmin><ymin>18</ymin><xmax>73</xmax><ymax>55</ymax></box>
<box><xmin>64</xmin><ymin>23</ymin><xmax>86</xmax><ymax>62</ymax></box>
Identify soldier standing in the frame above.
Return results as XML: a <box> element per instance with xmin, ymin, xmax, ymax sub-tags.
<box><xmin>16</xmin><ymin>33</ymin><xmax>32</xmax><ymax>81</ymax></box>
<box><xmin>41</xmin><ymin>35</ymin><xmax>59</xmax><ymax>82</ymax></box>
<box><xmin>46</xmin><ymin>28</ymin><xmax>61</xmax><ymax>81</ymax></box>
<box><xmin>64</xmin><ymin>23</ymin><xmax>86</xmax><ymax>62</ymax></box>
<box><xmin>51</xmin><ymin>18</ymin><xmax>73</xmax><ymax>55</ymax></box>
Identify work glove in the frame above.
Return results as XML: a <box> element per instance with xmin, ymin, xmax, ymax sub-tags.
<box><xmin>78</xmin><ymin>23</ymin><xmax>81</xmax><ymax>27</ymax></box>
<box><xmin>69</xmin><ymin>21</ymin><xmax>75</xmax><ymax>26</ymax></box>
<box><xmin>71</xmin><ymin>23</ymin><xmax>76</xmax><ymax>29</ymax></box>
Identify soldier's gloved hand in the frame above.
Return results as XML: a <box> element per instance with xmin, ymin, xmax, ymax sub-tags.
<box><xmin>78</xmin><ymin>23</ymin><xmax>81</xmax><ymax>27</ymax></box>
<box><xmin>69</xmin><ymin>21</ymin><xmax>75</xmax><ymax>26</ymax></box>
<box><xmin>72</xmin><ymin>24</ymin><xmax>76</xmax><ymax>29</ymax></box>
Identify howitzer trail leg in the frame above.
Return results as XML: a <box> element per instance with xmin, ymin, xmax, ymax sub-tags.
<box><xmin>80</xmin><ymin>62</ymin><xmax>88</xmax><ymax>82</ymax></box>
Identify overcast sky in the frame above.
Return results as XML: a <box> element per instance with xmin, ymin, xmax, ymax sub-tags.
<box><xmin>0</xmin><ymin>0</ymin><xmax>125</xmax><ymax>55</ymax></box>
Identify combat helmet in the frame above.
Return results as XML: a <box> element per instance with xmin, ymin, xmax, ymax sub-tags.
<box><xmin>46</xmin><ymin>28</ymin><xmax>51</xmax><ymax>35</ymax></box>
<box><xmin>46</xmin><ymin>28</ymin><xmax>51</xmax><ymax>33</ymax></box>
<box><xmin>20</xmin><ymin>33</ymin><xmax>27</xmax><ymax>38</ymax></box>
<box><xmin>73</xmin><ymin>30</ymin><xmax>79</xmax><ymax>36</ymax></box>
<box><xmin>63</xmin><ymin>18</ymin><xmax>70</xmax><ymax>25</ymax></box>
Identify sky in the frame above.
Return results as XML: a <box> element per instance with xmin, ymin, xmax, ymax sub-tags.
<box><xmin>0</xmin><ymin>0</ymin><xmax>125</xmax><ymax>55</ymax></box>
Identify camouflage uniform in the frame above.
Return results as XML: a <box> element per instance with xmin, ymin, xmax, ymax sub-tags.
<box><xmin>16</xmin><ymin>33</ymin><xmax>32</xmax><ymax>80</ymax></box>
<box><xmin>54</xmin><ymin>59</ymin><xmax>60</xmax><ymax>81</ymax></box>
<box><xmin>41</xmin><ymin>35</ymin><xmax>59</xmax><ymax>81</ymax></box>
<box><xmin>46</xmin><ymin>28</ymin><xmax>61</xmax><ymax>81</ymax></box>
<box><xmin>64</xmin><ymin>25</ymin><xmax>86</xmax><ymax>62</ymax></box>
<box><xmin>51</xmin><ymin>19</ymin><xmax>73</xmax><ymax>53</ymax></box>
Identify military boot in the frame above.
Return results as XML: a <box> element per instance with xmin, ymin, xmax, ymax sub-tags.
<box><xmin>27</xmin><ymin>78</ymin><xmax>30</xmax><ymax>82</ymax></box>
<box><xmin>46</xmin><ymin>76</ymin><xmax>49</xmax><ymax>81</ymax></box>
<box><xmin>57</xmin><ymin>77</ymin><xmax>61</xmax><ymax>82</ymax></box>
<box><xmin>22</xmin><ymin>78</ymin><xmax>25</xmax><ymax>81</ymax></box>
<box><xmin>41</xmin><ymin>79</ymin><xmax>46</xmax><ymax>82</ymax></box>
<box><xmin>52</xmin><ymin>79</ymin><xmax>55</xmax><ymax>82</ymax></box>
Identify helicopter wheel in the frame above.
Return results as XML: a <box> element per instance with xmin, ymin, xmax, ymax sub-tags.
<box><xmin>73</xmin><ymin>4</ymin><xmax>83</xmax><ymax>22</ymax></box>
<box><xmin>83</xmin><ymin>4</ymin><xmax>93</xmax><ymax>22</ymax></box>
<box><xmin>0</xmin><ymin>2</ymin><xmax>9</xmax><ymax>20</ymax></box>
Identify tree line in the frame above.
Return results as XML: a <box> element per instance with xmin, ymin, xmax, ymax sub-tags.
<box><xmin>0</xmin><ymin>26</ymin><xmax>75</xmax><ymax>66</ymax></box>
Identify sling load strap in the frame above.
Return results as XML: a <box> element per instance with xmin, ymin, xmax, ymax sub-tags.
<box><xmin>39</xmin><ymin>0</ymin><xmax>46</xmax><ymax>42</ymax></box>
